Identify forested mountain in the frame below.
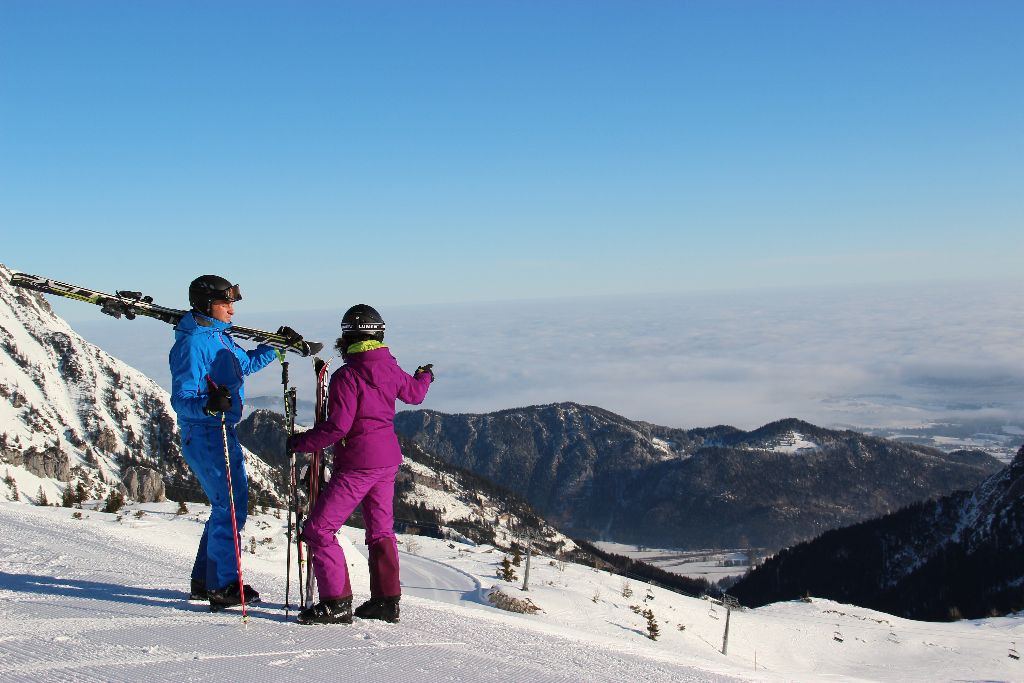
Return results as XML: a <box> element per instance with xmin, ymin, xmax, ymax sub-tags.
<box><xmin>730</xmin><ymin>444</ymin><xmax>1024</xmax><ymax>620</ymax></box>
<box><xmin>395</xmin><ymin>405</ymin><xmax>1001</xmax><ymax>550</ymax></box>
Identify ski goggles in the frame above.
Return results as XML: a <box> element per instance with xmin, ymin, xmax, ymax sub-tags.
<box><xmin>214</xmin><ymin>284</ymin><xmax>242</xmax><ymax>303</ymax></box>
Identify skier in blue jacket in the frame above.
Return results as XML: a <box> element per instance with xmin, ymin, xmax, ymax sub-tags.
<box><xmin>169</xmin><ymin>275</ymin><xmax>289</xmax><ymax>610</ymax></box>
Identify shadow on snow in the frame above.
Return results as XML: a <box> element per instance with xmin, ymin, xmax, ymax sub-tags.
<box><xmin>0</xmin><ymin>572</ymin><xmax>291</xmax><ymax>623</ymax></box>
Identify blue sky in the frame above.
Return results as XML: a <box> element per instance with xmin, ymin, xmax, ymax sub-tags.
<box><xmin>3</xmin><ymin>1</ymin><xmax>1021</xmax><ymax>313</ymax></box>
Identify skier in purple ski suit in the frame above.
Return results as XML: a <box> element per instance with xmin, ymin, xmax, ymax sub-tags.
<box><xmin>287</xmin><ymin>304</ymin><xmax>433</xmax><ymax>625</ymax></box>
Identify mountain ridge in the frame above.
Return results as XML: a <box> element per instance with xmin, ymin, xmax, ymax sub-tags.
<box><xmin>394</xmin><ymin>403</ymin><xmax>1002</xmax><ymax>550</ymax></box>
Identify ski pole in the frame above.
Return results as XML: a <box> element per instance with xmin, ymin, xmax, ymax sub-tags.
<box><xmin>282</xmin><ymin>359</ymin><xmax>294</xmax><ymax>617</ymax></box>
<box><xmin>219</xmin><ymin>412</ymin><xmax>249</xmax><ymax>625</ymax></box>
<box><xmin>284</xmin><ymin>389</ymin><xmax>296</xmax><ymax>614</ymax></box>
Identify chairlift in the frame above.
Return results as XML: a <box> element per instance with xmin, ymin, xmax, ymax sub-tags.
<box><xmin>833</xmin><ymin>631</ymin><xmax>844</xmax><ymax>643</ymax></box>
<box><xmin>708</xmin><ymin>606</ymin><xmax>720</xmax><ymax>620</ymax></box>
<box><xmin>887</xmin><ymin>631</ymin><xmax>899</xmax><ymax>644</ymax></box>
<box><xmin>1009</xmin><ymin>646</ymin><xmax>1020</xmax><ymax>661</ymax></box>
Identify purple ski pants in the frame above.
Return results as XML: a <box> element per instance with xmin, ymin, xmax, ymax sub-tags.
<box><xmin>301</xmin><ymin>464</ymin><xmax>401</xmax><ymax>602</ymax></box>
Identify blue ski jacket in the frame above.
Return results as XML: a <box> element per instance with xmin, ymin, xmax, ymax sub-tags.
<box><xmin>169</xmin><ymin>311</ymin><xmax>278</xmax><ymax>427</ymax></box>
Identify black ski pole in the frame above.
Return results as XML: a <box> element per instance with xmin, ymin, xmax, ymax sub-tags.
<box><xmin>282</xmin><ymin>360</ymin><xmax>297</xmax><ymax>617</ymax></box>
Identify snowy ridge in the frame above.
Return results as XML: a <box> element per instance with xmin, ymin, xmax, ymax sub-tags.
<box><xmin>737</xmin><ymin>430</ymin><xmax>821</xmax><ymax>454</ymax></box>
<box><xmin>763</xmin><ymin>430</ymin><xmax>820</xmax><ymax>454</ymax></box>
<box><xmin>950</xmin><ymin>449</ymin><xmax>1024</xmax><ymax>549</ymax></box>
<box><xmin>399</xmin><ymin>453</ymin><xmax>576</xmax><ymax>553</ymax></box>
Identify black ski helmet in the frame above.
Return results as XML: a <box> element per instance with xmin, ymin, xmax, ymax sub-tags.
<box><xmin>188</xmin><ymin>275</ymin><xmax>242</xmax><ymax>316</ymax></box>
<box><xmin>340</xmin><ymin>304</ymin><xmax>385</xmax><ymax>343</ymax></box>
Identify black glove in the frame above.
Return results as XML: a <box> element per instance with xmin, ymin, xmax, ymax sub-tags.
<box><xmin>276</xmin><ymin>325</ymin><xmax>303</xmax><ymax>345</ymax></box>
<box><xmin>204</xmin><ymin>385</ymin><xmax>232</xmax><ymax>416</ymax></box>
<box><xmin>415</xmin><ymin>364</ymin><xmax>434</xmax><ymax>382</ymax></box>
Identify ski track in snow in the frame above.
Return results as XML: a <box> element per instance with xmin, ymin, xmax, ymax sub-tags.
<box><xmin>0</xmin><ymin>503</ymin><xmax>742</xmax><ymax>682</ymax></box>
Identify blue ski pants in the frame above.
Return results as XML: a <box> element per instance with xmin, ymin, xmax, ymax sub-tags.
<box><xmin>181</xmin><ymin>422</ymin><xmax>248</xmax><ymax>591</ymax></box>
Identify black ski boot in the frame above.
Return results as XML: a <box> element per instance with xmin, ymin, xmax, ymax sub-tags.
<box><xmin>208</xmin><ymin>582</ymin><xmax>261</xmax><ymax>612</ymax></box>
<box><xmin>189</xmin><ymin>579</ymin><xmax>208</xmax><ymax>600</ymax></box>
<box><xmin>354</xmin><ymin>595</ymin><xmax>400</xmax><ymax>623</ymax></box>
<box><xmin>297</xmin><ymin>597</ymin><xmax>353</xmax><ymax>625</ymax></box>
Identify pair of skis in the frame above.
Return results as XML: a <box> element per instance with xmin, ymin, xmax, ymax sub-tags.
<box><xmin>284</xmin><ymin>355</ymin><xmax>332</xmax><ymax>616</ymax></box>
<box><xmin>9</xmin><ymin>271</ymin><xmax>323</xmax><ymax>357</ymax></box>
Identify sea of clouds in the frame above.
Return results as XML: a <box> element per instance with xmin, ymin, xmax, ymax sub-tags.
<box><xmin>69</xmin><ymin>280</ymin><xmax>1024</xmax><ymax>432</ymax></box>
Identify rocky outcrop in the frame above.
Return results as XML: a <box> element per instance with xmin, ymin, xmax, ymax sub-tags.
<box><xmin>0</xmin><ymin>444</ymin><xmax>72</xmax><ymax>481</ymax></box>
<box><xmin>22</xmin><ymin>445</ymin><xmax>72</xmax><ymax>481</ymax></box>
<box><xmin>121</xmin><ymin>466</ymin><xmax>166</xmax><ymax>502</ymax></box>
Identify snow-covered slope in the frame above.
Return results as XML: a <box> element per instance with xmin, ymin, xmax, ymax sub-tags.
<box><xmin>0</xmin><ymin>262</ymin><xmax>279</xmax><ymax>506</ymax></box>
<box><xmin>748</xmin><ymin>430</ymin><xmax>820</xmax><ymax>454</ymax></box>
<box><xmin>3</xmin><ymin>499</ymin><xmax>1023</xmax><ymax>682</ymax></box>
<box><xmin>397</xmin><ymin>443</ymin><xmax>575</xmax><ymax>555</ymax></box>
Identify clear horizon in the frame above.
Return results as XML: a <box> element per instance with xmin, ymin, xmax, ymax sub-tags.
<box><xmin>51</xmin><ymin>277</ymin><xmax>1024</xmax><ymax>435</ymax></box>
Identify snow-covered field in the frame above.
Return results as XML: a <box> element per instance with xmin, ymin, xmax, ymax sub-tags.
<box><xmin>594</xmin><ymin>541</ymin><xmax>751</xmax><ymax>583</ymax></box>
<box><xmin>3</xmin><ymin>501</ymin><xmax>1024</xmax><ymax>682</ymax></box>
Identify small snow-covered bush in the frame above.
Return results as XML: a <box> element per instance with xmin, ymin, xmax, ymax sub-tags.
<box><xmin>488</xmin><ymin>587</ymin><xmax>541</xmax><ymax>614</ymax></box>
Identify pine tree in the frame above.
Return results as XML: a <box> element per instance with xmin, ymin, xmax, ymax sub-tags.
<box><xmin>4</xmin><ymin>471</ymin><xmax>19</xmax><ymax>501</ymax></box>
<box><xmin>36</xmin><ymin>486</ymin><xmax>48</xmax><ymax>506</ymax></box>
<box><xmin>644</xmin><ymin>608</ymin><xmax>660</xmax><ymax>641</ymax></box>
<box><xmin>498</xmin><ymin>556</ymin><xmax>517</xmax><ymax>582</ymax></box>
<box><xmin>512</xmin><ymin>544</ymin><xmax>523</xmax><ymax>567</ymax></box>
<box><xmin>102</xmin><ymin>489</ymin><xmax>126</xmax><ymax>514</ymax></box>
<box><xmin>74</xmin><ymin>482</ymin><xmax>88</xmax><ymax>508</ymax></box>
<box><xmin>176</xmin><ymin>499</ymin><xmax>189</xmax><ymax>515</ymax></box>
<box><xmin>61</xmin><ymin>485</ymin><xmax>76</xmax><ymax>508</ymax></box>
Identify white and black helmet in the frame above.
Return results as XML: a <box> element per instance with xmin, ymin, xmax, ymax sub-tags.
<box><xmin>340</xmin><ymin>304</ymin><xmax>385</xmax><ymax>342</ymax></box>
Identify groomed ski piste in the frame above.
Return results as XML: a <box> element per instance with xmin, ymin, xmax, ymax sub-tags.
<box><xmin>3</xmin><ymin>499</ymin><xmax>1024</xmax><ymax>683</ymax></box>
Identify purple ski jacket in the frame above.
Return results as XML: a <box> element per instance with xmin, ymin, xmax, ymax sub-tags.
<box><xmin>289</xmin><ymin>347</ymin><xmax>431</xmax><ymax>469</ymax></box>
